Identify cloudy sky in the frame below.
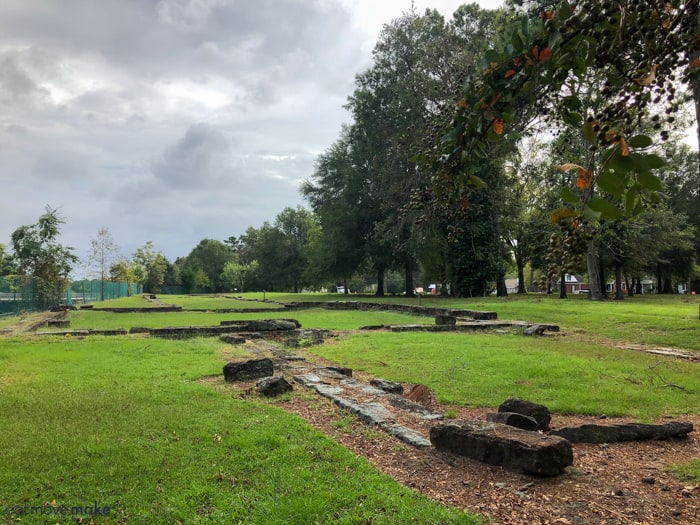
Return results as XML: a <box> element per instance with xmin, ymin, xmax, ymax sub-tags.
<box><xmin>0</xmin><ymin>0</ymin><xmax>505</xmax><ymax>271</ymax></box>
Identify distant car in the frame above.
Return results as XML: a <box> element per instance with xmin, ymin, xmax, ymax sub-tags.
<box><xmin>576</xmin><ymin>289</ymin><xmax>590</xmax><ymax>294</ymax></box>
<box><xmin>336</xmin><ymin>286</ymin><xmax>345</xmax><ymax>293</ymax></box>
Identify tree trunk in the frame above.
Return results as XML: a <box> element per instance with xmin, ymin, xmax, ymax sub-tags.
<box><xmin>497</xmin><ymin>275</ymin><xmax>508</xmax><ymax>297</ymax></box>
<box><xmin>626</xmin><ymin>274</ymin><xmax>634</xmax><ymax>297</ymax></box>
<box><xmin>614</xmin><ymin>262</ymin><xmax>624</xmax><ymax>300</ymax></box>
<box><xmin>586</xmin><ymin>240</ymin><xmax>603</xmax><ymax>300</ymax></box>
<box><xmin>375</xmin><ymin>267</ymin><xmax>385</xmax><ymax>296</ymax></box>
<box><xmin>559</xmin><ymin>271</ymin><xmax>567</xmax><ymax>299</ymax></box>
<box><xmin>599</xmin><ymin>258</ymin><xmax>608</xmax><ymax>298</ymax></box>
<box><xmin>517</xmin><ymin>258</ymin><xmax>526</xmax><ymax>294</ymax></box>
<box><xmin>656</xmin><ymin>262</ymin><xmax>662</xmax><ymax>294</ymax></box>
<box><xmin>404</xmin><ymin>260</ymin><xmax>415</xmax><ymax>297</ymax></box>
<box><xmin>528</xmin><ymin>266</ymin><xmax>535</xmax><ymax>292</ymax></box>
<box><xmin>343</xmin><ymin>277</ymin><xmax>349</xmax><ymax>294</ymax></box>
<box><xmin>662</xmin><ymin>277</ymin><xmax>674</xmax><ymax>294</ymax></box>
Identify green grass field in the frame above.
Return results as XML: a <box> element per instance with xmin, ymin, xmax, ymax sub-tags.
<box><xmin>1</xmin><ymin>293</ymin><xmax>698</xmax><ymax>522</ymax></box>
<box><xmin>0</xmin><ymin>336</ymin><xmax>477</xmax><ymax>524</ymax></box>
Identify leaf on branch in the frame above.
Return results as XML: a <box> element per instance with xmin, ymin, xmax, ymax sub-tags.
<box><xmin>691</xmin><ymin>58</ymin><xmax>700</xmax><ymax>69</ymax></box>
<box><xmin>493</xmin><ymin>119</ymin><xmax>504</xmax><ymax>135</ymax></box>
<box><xmin>532</xmin><ymin>45</ymin><xmax>539</xmax><ymax>61</ymax></box>
<box><xmin>620</xmin><ymin>138</ymin><xmax>630</xmax><ymax>157</ymax></box>
<box><xmin>539</xmin><ymin>47</ymin><xmax>553</xmax><ymax>63</ymax></box>
<box><xmin>550</xmin><ymin>208</ymin><xmax>578</xmax><ymax>224</ymax></box>
<box><xmin>485</xmin><ymin>61</ymin><xmax>499</xmax><ymax>73</ymax></box>
<box><xmin>505</xmin><ymin>69</ymin><xmax>516</xmax><ymax>78</ymax></box>
<box><xmin>456</xmin><ymin>99</ymin><xmax>468</xmax><ymax>109</ymax></box>
<box><xmin>576</xmin><ymin>169</ymin><xmax>593</xmax><ymax>189</ymax></box>
<box><xmin>559</xmin><ymin>163</ymin><xmax>585</xmax><ymax>172</ymax></box>
<box><xmin>633</xmin><ymin>64</ymin><xmax>658</xmax><ymax>86</ymax></box>
<box><xmin>627</xmin><ymin>135</ymin><xmax>653</xmax><ymax>148</ymax></box>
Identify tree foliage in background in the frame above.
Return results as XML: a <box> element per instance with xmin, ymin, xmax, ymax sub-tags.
<box><xmin>175</xmin><ymin>238</ymin><xmax>235</xmax><ymax>293</ymax></box>
<box><xmin>132</xmin><ymin>241</ymin><xmax>168</xmax><ymax>294</ymax></box>
<box><xmin>9</xmin><ymin>206</ymin><xmax>78</xmax><ymax>309</ymax></box>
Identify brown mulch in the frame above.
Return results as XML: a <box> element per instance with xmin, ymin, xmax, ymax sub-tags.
<box><xmin>275</xmin><ymin>377</ymin><xmax>700</xmax><ymax>525</ymax></box>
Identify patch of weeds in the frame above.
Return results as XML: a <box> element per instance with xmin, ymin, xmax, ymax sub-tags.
<box><xmin>444</xmin><ymin>408</ymin><xmax>458</xmax><ymax>419</ymax></box>
<box><xmin>299</xmin><ymin>337</ymin><xmax>314</xmax><ymax>347</ymax></box>
<box><xmin>670</xmin><ymin>459</ymin><xmax>700</xmax><ymax>485</ymax></box>
<box><xmin>333</xmin><ymin>414</ymin><xmax>356</xmax><ymax>431</ymax></box>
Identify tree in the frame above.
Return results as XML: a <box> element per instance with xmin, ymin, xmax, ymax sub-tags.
<box><xmin>0</xmin><ymin>244</ymin><xmax>15</xmax><ymax>276</ymax></box>
<box><xmin>273</xmin><ymin>206</ymin><xmax>317</xmax><ymax>293</ymax></box>
<box><xmin>132</xmin><ymin>241</ymin><xmax>168</xmax><ymax>294</ymax></box>
<box><xmin>429</xmin><ymin>0</ymin><xmax>698</xmax><ymax>261</ymax></box>
<box><xmin>109</xmin><ymin>257</ymin><xmax>138</xmax><ymax>296</ymax></box>
<box><xmin>10</xmin><ymin>206</ymin><xmax>78</xmax><ymax>309</ymax></box>
<box><xmin>88</xmin><ymin>227</ymin><xmax>119</xmax><ymax>300</ymax></box>
<box><xmin>220</xmin><ymin>260</ymin><xmax>258</xmax><ymax>293</ymax></box>
<box><xmin>176</xmin><ymin>239</ymin><xmax>235</xmax><ymax>292</ymax></box>
<box><xmin>302</xmin><ymin>128</ymin><xmax>372</xmax><ymax>292</ymax></box>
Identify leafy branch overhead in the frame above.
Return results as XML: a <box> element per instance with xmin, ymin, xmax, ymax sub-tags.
<box><xmin>431</xmin><ymin>0</ymin><xmax>699</xmax><ymax>222</ymax></box>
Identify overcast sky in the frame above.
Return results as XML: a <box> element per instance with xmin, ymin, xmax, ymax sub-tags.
<box><xmin>1</xmin><ymin>0</ymin><xmax>506</xmax><ymax>271</ymax></box>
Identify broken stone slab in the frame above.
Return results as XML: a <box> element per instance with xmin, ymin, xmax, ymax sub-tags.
<box><xmin>293</xmin><ymin>373</ymin><xmax>322</xmax><ymax>387</ymax></box>
<box><xmin>430</xmin><ymin>420</ymin><xmax>573</xmax><ymax>477</ymax></box>
<box><xmin>223</xmin><ymin>358</ymin><xmax>274</xmax><ymax>383</ymax></box>
<box><xmin>487</xmin><ymin>411</ymin><xmax>540</xmax><ymax>432</ymax></box>
<box><xmin>256</xmin><ymin>376</ymin><xmax>293</xmax><ymax>397</ymax></box>
<box><xmin>435</xmin><ymin>314</ymin><xmax>457</xmax><ymax>325</ymax></box>
<box><xmin>221</xmin><ymin>334</ymin><xmax>246</xmax><ymax>345</ymax></box>
<box><xmin>386</xmin><ymin>424</ymin><xmax>432</xmax><ymax>447</ymax></box>
<box><xmin>386</xmin><ymin>394</ymin><xmax>444</xmax><ymax>421</ymax></box>
<box><xmin>325</xmin><ymin>366</ymin><xmax>352</xmax><ymax>377</ymax></box>
<box><xmin>499</xmin><ymin>397</ymin><xmax>552</xmax><ymax>431</ymax></box>
<box><xmin>370</xmin><ymin>378</ymin><xmax>404</xmax><ymax>395</ymax></box>
<box><xmin>523</xmin><ymin>324</ymin><xmax>546</xmax><ymax>336</ymax></box>
<box><xmin>243</xmin><ymin>319</ymin><xmax>300</xmax><ymax>331</ymax></box>
<box><xmin>549</xmin><ymin>421</ymin><xmax>694</xmax><ymax>443</ymax></box>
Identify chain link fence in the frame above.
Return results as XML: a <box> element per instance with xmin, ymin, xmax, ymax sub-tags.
<box><xmin>0</xmin><ymin>277</ymin><xmax>140</xmax><ymax>315</ymax></box>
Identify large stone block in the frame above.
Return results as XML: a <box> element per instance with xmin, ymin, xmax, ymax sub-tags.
<box><xmin>430</xmin><ymin>420</ymin><xmax>573</xmax><ymax>476</ymax></box>
<box><xmin>550</xmin><ymin>421</ymin><xmax>694</xmax><ymax>443</ymax></box>
<box><xmin>498</xmin><ymin>397</ymin><xmax>551</xmax><ymax>431</ymax></box>
<box><xmin>256</xmin><ymin>376</ymin><xmax>293</xmax><ymax>397</ymax></box>
<box><xmin>223</xmin><ymin>358</ymin><xmax>274</xmax><ymax>383</ymax></box>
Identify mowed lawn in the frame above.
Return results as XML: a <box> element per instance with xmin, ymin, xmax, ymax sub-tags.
<box><xmin>1</xmin><ymin>293</ymin><xmax>698</xmax><ymax>522</ymax></box>
<box><xmin>0</xmin><ymin>335</ymin><xmax>477</xmax><ymax>524</ymax></box>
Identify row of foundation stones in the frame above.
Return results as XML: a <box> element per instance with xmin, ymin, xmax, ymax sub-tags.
<box><xmin>223</xmin><ymin>356</ymin><xmax>694</xmax><ymax>478</ymax></box>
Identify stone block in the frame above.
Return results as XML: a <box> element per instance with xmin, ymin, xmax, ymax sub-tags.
<box><xmin>430</xmin><ymin>420</ymin><xmax>573</xmax><ymax>476</ymax></box>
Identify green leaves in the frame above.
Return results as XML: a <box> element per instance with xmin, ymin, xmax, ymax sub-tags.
<box><xmin>597</xmin><ymin>170</ymin><xmax>626</xmax><ymax>197</ymax></box>
<box><xmin>586</xmin><ymin>197</ymin><xmax>622</xmax><ymax>220</ymax></box>
<box><xmin>627</xmin><ymin>135</ymin><xmax>653</xmax><ymax>148</ymax></box>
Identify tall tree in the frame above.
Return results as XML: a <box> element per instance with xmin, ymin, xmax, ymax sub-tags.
<box><xmin>88</xmin><ymin>227</ymin><xmax>119</xmax><ymax>300</ymax></box>
<box><xmin>302</xmin><ymin>128</ymin><xmax>371</xmax><ymax>292</ymax></box>
<box><xmin>10</xmin><ymin>206</ymin><xmax>78</xmax><ymax>309</ymax></box>
<box><xmin>109</xmin><ymin>257</ymin><xmax>138</xmax><ymax>296</ymax></box>
<box><xmin>177</xmin><ymin>239</ymin><xmax>235</xmax><ymax>292</ymax></box>
<box><xmin>429</xmin><ymin>0</ymin><xmax>698</xmax><ymax>299</ymax></box>
<box><xmin>132</xmin><ymin>241</ymin><xmax>168</xmax><ymax>294</ymax></box>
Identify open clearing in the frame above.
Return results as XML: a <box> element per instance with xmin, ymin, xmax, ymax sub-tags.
<box><xmin>1</xmin><ymin>293</ymin><xmax>698</xmax><ymax>524</ymax></box>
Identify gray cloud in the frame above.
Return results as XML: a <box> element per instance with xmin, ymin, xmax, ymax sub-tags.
<box><xmin>0</xmin><ymin>0</ymin><xmax>478</xmax><ymax>268</ymax></box>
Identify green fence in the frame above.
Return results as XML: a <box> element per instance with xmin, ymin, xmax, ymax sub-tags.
<box><xmin>0</xmin><ymin>277</ymin><xmax>139</xmax><ymax>315</ymax></box>
<box><xmin>69</xmin><ymin>280</ymin><xmax>141</xmax><ymax>305</ymax></box>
